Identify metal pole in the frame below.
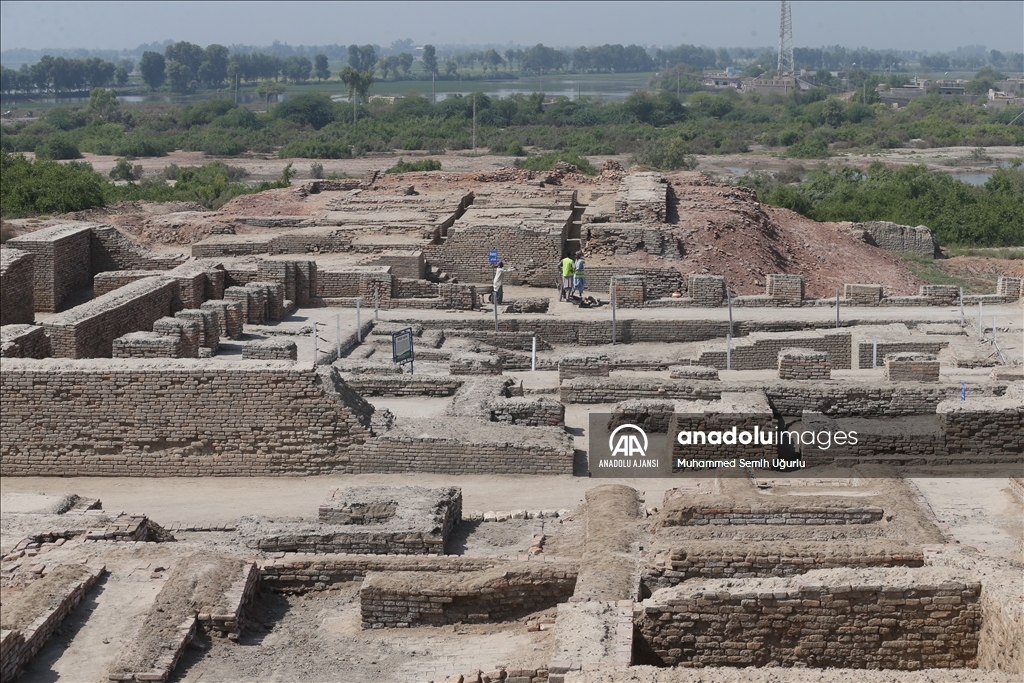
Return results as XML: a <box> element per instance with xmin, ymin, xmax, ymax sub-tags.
<box><xmin>959</xmin><ymin>287</ymin><xmax>964</xmax><ymax>328</ymax></box>
<box><xmin>356</xmin><ymin>300</ymin><xmax>362</xmax><ymax>342</ymax></box>
<box><xmin>978</xmin><ymin>301</ymin><xmax>983</xmax><ymax>339</ymax></box>
<box><xmin>374</xmin><ymin>288</ymin><xmax>380</xmax><ymax>321</ymax></box>
<box><xmin>493</xmin><ymin>297</ymin><xmax>499</xmax><ymax>333</ymax></box>
<box><xmin>611</xmin><ymin>280</ymin><xmax>617</xmax><ymax>345</ymax></box>
<box><xmin>727</xmin><ymin>286</ymin><xmax>733</xmax><ymax>338</ymax></box>
<box><xmin>726</xmin><ymin>334</ymin><xmax>732</xmax><ymax>371</ymax></box>
<box><xmin>872</xmin><ymin>337</ymin><xmax>877</xmax><ymax>369</ymax></box>
<box><xmin>335</xmin><ymin>314</ymin><xmax>341</xmax><ymax>360</ymax></box>
<box><xmin>835</xmin><ymin>288</ymin><xmax>840</xmax><ymax>328</ymax></box>
<box><xmin>531</xmin><ymin>335</ymin><xmax>537</xmax><ymax>371</ymax></box>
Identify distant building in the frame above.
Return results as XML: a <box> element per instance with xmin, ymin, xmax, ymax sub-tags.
<box><xmin>702</xmin><ymin>74</ymin><xmax>744</xmax><ymax>91</ymax></box>
<box><xmin>986</xmin><ymin>88</ymin><xmax>1024</xmax><ymax>110</ymax></box>
<box><xmin>744</xmin><ymin>75</ymin><xmax>813</xmax><ymax>96</ymax></box>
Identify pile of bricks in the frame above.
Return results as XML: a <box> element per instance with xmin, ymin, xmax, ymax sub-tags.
<box><xmin>844</xmin><ymin>283</ymin><xmax>884</xmax><ymax>305</ymax></box>
<box><xmin>778</xmin><ymin>347</ymin><xmax>832</xmax><ymax>380</ymax></box>
<box><xmin>687</xmin><ymin>274</ymin><xmax>725</xmax><ymax>307</ymax></box>
<box><xmin>450</xmin><ymin>352</ymin><xmax>503</xmax><ymax>375</ymax></box>
<box><xmin>242</xmin><ymin>338</ymin><xmax>297</xmax><ymax>361</ymax></box>
<box><xmin>558</xmin><ymin>353</ymin><xmax>610</xmax><ymax>381</ymax></box>
<box><xmin>668</xmin><ymin>365</ymin><xmax>719</xmax><ymax>380</ymax></box>
<box><xmin>885</xmin><ymin>352</ymin><xmax>940</xmax><ymax>382</ymax></box>
<box><xmin>765</xmin><ymin>273</ymin><xmax>805</xmax><ymax>305</ymax></box>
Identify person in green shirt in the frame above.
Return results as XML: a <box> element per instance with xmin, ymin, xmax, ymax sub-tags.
<box><xmin>559</xmin><ymin>254</ymin><xmax>575</xmax><ymax>301</ymax></box>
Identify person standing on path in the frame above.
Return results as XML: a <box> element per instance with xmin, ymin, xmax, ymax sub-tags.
<box><xmin>572</xmin><ymin>251</ymin><xmax>586</xmax><ymax>299</ymax></box>
<box><xmin>560</xmin><ymin>254</ymin><xmax>574</xmax><ymax>301</ymax></box>
<box><xmin>492</xmin><ymin>261</ymin><xmax>515</xmax><ymax>305</ymax></box>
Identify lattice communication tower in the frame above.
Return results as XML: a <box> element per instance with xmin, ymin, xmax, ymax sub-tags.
<box><xmin>777</xmin><ymin>1</ymin><xmax>795</xmax><ymax>75</ymax></box>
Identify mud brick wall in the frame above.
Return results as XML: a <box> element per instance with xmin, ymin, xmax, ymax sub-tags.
<box><xmin>858</xmin><ymin>221</ymin><xmax>940</xmax><ymax>260</ymax></box>
<box><xmin>660</xmin><ymin>504</ymin><xmax>884</xmax><ymax>526</ymax></box>
<box><xmin>977</xmin><ymin>576</ymin><xmax>1024</xmax><ymax>673</ymax></box>
<box><xmin>42</xmin><ymin>276</ymin><xmax>177</xmax><ymax>358</ymax></box>
<box><xmin>611</xmin><ymin>399</ymin><xmax>676</xmax><ymax>433</ymax></box>
<box><xmin>176</xmin><ymin>308</ymin><xmax>220</xmax><ymax>350</ymax></box>
<box><xmin>636</xmin><ymin>572</ymin><xmax>981</xmax><ymax>669</ymax></box>
<box><xmin>112</xmin><ymin>331</ymin><xmax>185</xmax><ymax>359</ymax></box>
<box><xmin>688</xmin><ymin>275</ymin><xmax>725</xmax><ymax>307</ymax></box>
<box><xmin>249</xmin><ymin>281</ymin><xmax>285</xmax><ymax>320</ymax></box>
<box><xmin>858</xmin><ymin>341</ymin><xmax>948</xmax><ymax>369</ymax></box>
<box><xmin>192</xmin><ymin>235</ymin><xmax>273</xmax><ymax>257</ymax></box>
<box><xmin>0</xmin><ymin>325</ymin><xmax>50</xmax><ymax>359</ymax></box>
<box><xmin>0</xmin><ymin>362</ymin><xmax>373</xmax><ymax>476</ymax></box>
<box><xmin>845</xmin><ymin>283</ymin><xmax>884</xmax><ymax>305</ymax></box>
<box><xmin>201</xmin><ymin>300</ymin><xmax>243</xmax><ymax>339</ymax></box>
<box><xmin>255</xmin><ymin>528</ymin><xmax>447</xmax><ymax>556</ymax></box>
<box><xmin>257</xmin><ymin>259</ymin><xmax>317</xmax><ymax>306</ymax></box>
<box><xmin>938</xmin><ymin>398</ymin><xmax>1023</xmax><ymax>457</ymax></box>
<box><xmin>587</xmin><ymin>267</ymin><xmax>686</xmax><ymax>298</ymax></box>
<box><xmin>488</xmin><ymin>397</ymin><xmax>565</xmax><ymax>426</ymax></box>
<box><xmin>0</xmin><ymin>566</ymin><xmax>106</xmax><ymax>683</ymax></box>
<box><xmin>242</xmin><ymin>338</ymin><xmax>297</xmax><ymax>361</ymax></box>
<box><xmin>778</xmin><ymin>348</ymin><xmax>832</xmax><ymax>380</ymax></box>
<box><xmin>362</xmin><ymin>250</ymin><xmax>425</xmax><ymax>279</ymax></box>
<box><xmin>669</xmin><ymin>365</ymin><xmax>719</xmax><ymax>380</ymax></box>
<box><xmin>424</xmin><ymin>224</ymin><xmax>564</xmax><ymax>286</ymax></box>
<box><xmin>698</xmin><ymin>331</ymin><xmax>852</xmax><ymax>371</ymax></box>
<box><xmin>259</xmin><ymin>555</ymin><xmax>513</xmax><ymax>593</ymax></box>
<box><xmin>765</xmin><ymin>274</ymin><xmax>805</xmax><ymax>304</ymax></box>
<box><xmin>920</xmin><ymin>284</ymin><xmax>960</xmax><ymax>304</ymax></box>
<box><xmin>7</xmin><ymin>224</ymin><xmax>92</xmax><ymax>312</ymax></box>
<box><xmin>996</xmin><ymin>276</ymin><xmax>1023</xmax><ymax>299</ymax></box>
<box><xmin>360</xmin><ymin>566</ymin><xmax>577</xmax><ymax>628</ymax></box>
<box><xmin>451</xmin><ymin>352</ymin><xmax>504</xmax><ymax>375</ymax></box>
<box><xmin>561</xmin><ymin>378</ymin><xmax>723</xmax><ymax>404</ymax></box>
<box><xmin>92</xmin><ymin>269</ymin><xmax>162</xmax><ymax>297</ymax></box>
<box><xmin>445</xmin><ymin>330</ymin><xmax>550</xmax><ymax>351</ymax></box>
<box><xmin>0</xmin><ymin>249</ymin><xmax>36</xmax><ymax>325</ymax></box>
<box><xmin>152</xmin><ymin>317</ymin><xmax>200</xmax><ymax>358</ymax></box>
<box><xmin>669</xmin><ymin>411</ymin><xmax>775</xmax><ymax>463</ymax></box>
<box><xmin>559</xmin><ymin>353</ymin><xmax>610</xmax><ymax>380</ymax></box>
<box><xmin>885</xmin><ymin>355</ymin><xmax>941</xmax><ymax>382</ymax></box>
<box><xmin>341</xmin><ymin>375</ymin><xmax>463</xmax><ymax>397</ymax></box>
<box><xmin>199</xmin><ymin>562</ymin><xmax>260</xmax><ymax>639</ymax></box>
<box><xmin>393</xmin><ymin>277</ymin><xmax>438</xmax><ymax>299</ymax></box>
<box><xmin>317</xmin><ymin>269</ymin><xmax>364</xmax><ymax>297</ymax></box>
<box><xmin>610</xmin><ymin>275</ymin><xmax>645</xmax><ymax>308</ymax></box>
<box><xmin>614</xmin><ymin>172</ymin><xmax>667</xmax><ymax>222</ymax></box>
<box><xmin>643</xmin><ymin>543</ymin><xmax>924</xmax><ymax>589</ymax></box>
<box><xmin>585</xmin><ymin>224</ymin><xmax>670</xmax><ymax>256</ymax></box>
<box><xmin>764</xmin><ymin>383</ymin><xmax>1002</xmax><ymax>417</ymax></box>
<box><xmin>89</xmin><ymin>224</ymin><xmax>184</xmax><ymax>273</ymax></box>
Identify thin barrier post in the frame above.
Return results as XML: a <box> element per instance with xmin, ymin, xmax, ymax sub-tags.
<box><xmin>312</xmin><ymin>324</ymin><xmax>318</xmax><ymax>366</ymax></box>
<box><xmin>727</xmin><ymin>286</ymin><xmax>734</xmax><ymax>337</ymax></box>
<box><xmin>356</xmin><ymin>300</ymin><xmax>362</xmax><ymax>342</ymax></box>
<box><xmin>611</xmin><ymin>281</ymin><xmax>617</xmax><ymax>345</ymax></box>
<box><xmin>531</xmin><ymin>335</ymin><xmax>537</xmax><ymax>371</ymax></box>
<box><xmin>493</xmin><ymin>298</ymin><xmax>499</xmax><ymax>333</ymax></box>
<box><xmin>836</xmin><ymin>288</ymin><xmax>841</xmax><ymax>328</ymax></box>
<box><xmin>959</xmin><ymin>287</ymin><xmax>965</xmax><ymax>328</ymax></box>
<box><xmin>992</xmin><ymin>317</ymin><xmax>1007</xmax><ymax>365</ymax></box>
<box><xmin>374</xmin><ymin>288</ymin><xmax>380</xmax><ymax>321</ymax></box>
<box><xmin>726</xmin><ymin>334</ymin><xmax>732</xmax><ymax>371</ymax></box>
<box><xmin>978</xmin><ymin>301</ymin><xmax>983</xmax><ymax>339</ymax></box>
<box><xmin>335</xmin><ymin>314</ymin><xmax>341</xmax><ymax>360</ymax></box>
<box><xmin>872</xmin><ymin>337</ymin><xmax>878</xmax><ymax>369</ymax></box>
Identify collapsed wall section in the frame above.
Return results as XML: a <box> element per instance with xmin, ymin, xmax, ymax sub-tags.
<box><xmin>0</xmin><ymin>361</ymin><xmax>372</xmax><ymax>476</ymax></box>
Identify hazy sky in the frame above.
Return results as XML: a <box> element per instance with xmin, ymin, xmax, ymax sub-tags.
<box><xmin>1</xmin><ymin>1</ymin><xmax>1022</xmax><ymax>52</ymax></box>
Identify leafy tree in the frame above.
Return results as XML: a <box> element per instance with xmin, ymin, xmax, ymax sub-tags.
<box><xmin>1</xmin><ymin>151</ymin><xmax>106</xmax><ymax>216</ymax></box>
<box><xmin>165</xmin><ymin>60</ymin><xmax>194</xmax><ymax>93</ymax></box>
<box><xmin>348</xmin><ymin>44</ymin><xmax>377</xmax><ymax>72</ymax></box>
<box><xmin>821</xmin><ymin>98</ymin><xmax>844</xmax><ymax>127</ymax></box>
<box><xmin>109</xmin><ymin>157</ymin><xmax>140</xmax><ymax>182</ymax></box>
<box><xmin>86</xmin><ymin>87</ymin><xmax>120</xmax><ymax>120</ymax></box>
<box><xmin>339</xmin><ymin>66</ymin><xmax>374</xmax><ymax>121</ymax></box>
<box><xmin>256</xmin><ymin>79</ymin><xmax>286</xmax><ymax>111</ymax></box>
<box><xmin>314</xmin><ymin>54</ymin><xmax>331</xmax><ymax>82</ymax></box>
<box><xmin>164</xmin><ymin>41</ymin><xmax>204</xmax><ymax>79</ymax></box>
<box><xmin>397</xmin><ymin>52</ymin><xmax>414</xmax><ymax>77</ymax></box>
<box><xmin>139</xmin><ymin>51</ymin><xmax>166</xmax><ymax>89</ymax></box>
<box><xmin>282</xmin><ymin>55</ymin><xmax>313</xmax><ymax>83</ymax></box>
<box><xmin>198</xmin><ymin>44</ymin><xmax>229</xmax><ymax>87</ymax></box>
<box><xmin>115</xmin><ymin>66</ymin><xmax>130</xmax><ymax>86</ymax></box>
<box><xmin>35</xmin><ymin>134</ymin><xmax>82</xmax><ymax>160</ymax></box>
<box><xmin>422</xmin><ymin>45</ymin><xmax>438</xmax><ymax>77</ymax></box>
<box><xmin>445</xmin><ymin>58</ymin><xmax>458</xmax><ymax>77</ymax></box>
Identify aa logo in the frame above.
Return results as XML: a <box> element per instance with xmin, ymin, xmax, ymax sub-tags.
<box><xmin>608</xmin><ymin>424</ymin><xmax>648</xmax><ymax>458</ymax></box>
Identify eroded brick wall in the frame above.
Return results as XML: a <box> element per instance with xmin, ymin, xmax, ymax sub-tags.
<box><xmin>0</xmin><ymin>249</ymin><xmax>36</xmax><ymax>325</ymax></box>
<box><xmin>7</xmin><ymin>224</ymin><xmax>91</xmax><ymax>312</ymax></box>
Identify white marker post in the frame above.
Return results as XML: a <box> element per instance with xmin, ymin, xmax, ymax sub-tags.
<box><xmin>872</xmin><ymin>337</ymin><xmax>878</xmax><ymax>369</ymax></box>
<box><xmin>493</xmin><ymin>298</ymin><xmax>499</xmax><ymax>333</ymax></box>
<box><xmin>836</xmin><ymin>288</ymin><xmax>841</xmax><ymax>328</ymax></box>
<box><xmin>312</xmin><ymin>324</ymin><xmax>318</xmax><ymax>366</ymax></box>
<box><xmin>978</xmin><ymin>301</ymin><xmax>983</xmax><ymax>339</ymax></box>
<box><xmin>611</xmin><ymin>281</ymin><xmax>617</xmax><ymax>346</ymax></box>
<box><xmin>356</xmin><ymin>300</ymin><xmax>362</xmax><ymax>342</ymax></box>
<box><xmin>959</xmin><ymin>287</ymin><xmax>964</xmax><ymax>328</ymax></box>
<box><xmin>335</xmin><ymin>314</ymin><xmax>341</xmax><ymax>360</ymax></box>
<box><xmin>531</xmin><ymin>335</ymin><xmax>537</xmax><ymax>371</ymax></box>
<box><xmin>727</xmin><ymin>286</ymin><xmax>734</xmax><ymax>338</ymax></box>
<box><xmin>726</xmin><ymin>333</ymin><xmax>732</xmax><ymax>371</ymax></box>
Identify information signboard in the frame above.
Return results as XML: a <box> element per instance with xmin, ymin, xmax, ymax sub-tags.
<box><xmin>392</xmin><ymin>327</ymin><xmax>415</xmax><ymax>373</ymax></box>
<box><xmin>488</xmin><ymin>249</ymin><xmax>498</xmax><ymax>265</ymax></box>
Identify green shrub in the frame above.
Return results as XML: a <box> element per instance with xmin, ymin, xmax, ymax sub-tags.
<box><xmin>273</xmin><ymin>93</ymin><xmax>337</xmax><ymax>130</ymax></box>
<box><xmin>110</xmin><ymin>134</ymin><xmax>170</xmax><ymax>158</ymax></box>
<box><xmin>35</xmin><ymin>134</ymin><xmax>82</xmax><ymax>160</ymax></box>
<box><xmin>786</xmin><ymin>136</ymin><xmax>830</xmax><ymax>159</ymax></box>
<box><xmin>279</xmin><ymin>138</ymin><xmax>352</xmax><ymax>159</ymax></box>
<box><xmin>1</xmin><ymin>151</ymin><xmax>105</xmax><ymax>216</ymax></box>
<box><xmin>385</xmin><ymin>158</ymin><xmax>442</xmax><ymax>173</ymax></box>
<box><xmin>628</xmin><ymin>137</ymin><xmax>697</xmax><ymax>170</ymax></box>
